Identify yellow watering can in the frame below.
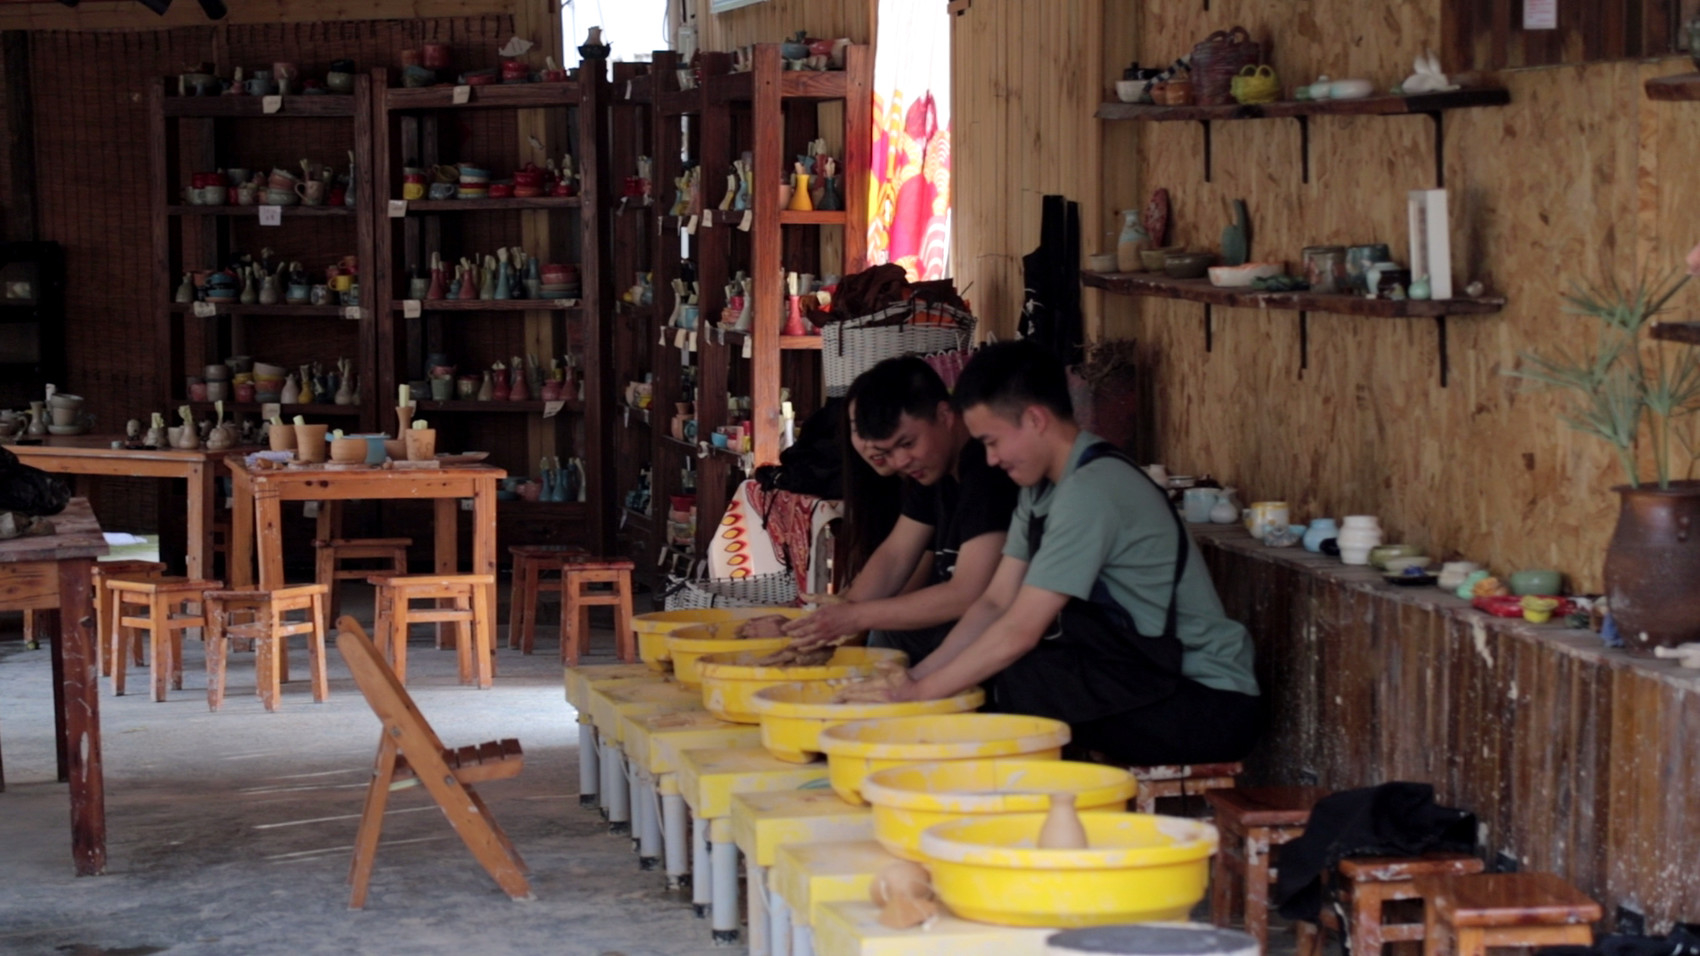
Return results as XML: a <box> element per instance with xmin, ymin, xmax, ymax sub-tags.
<box><xmin>1231</xmin><ymin>64</ymin><xmax>1280</xmax><ymax>104</ymax></box>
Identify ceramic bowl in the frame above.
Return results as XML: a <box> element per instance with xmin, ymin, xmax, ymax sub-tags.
<box><xmin>1086</xmin><ymin>253</ymin><xmax>1117</xmax><ymax>272</ymax></box>
<box><xmin>1114</xmin><ymin>79</ymin><xmax>1144</xmax><ymax>103</ymax></box>
<box><xmin>1509</xmin><ymin>569</ymin><xmax>1562</xmax><ymax>597</ymax></box>
<box><xmin>1329</xmin><ymin>78</ymin><xmax>1374</xmax><ymax>100</ymax></box>
<box><xmin>1367</xmin><ymin>544</ymin><xmax>1423</xmax><ymax>570</ymax></box>
<box><xmin>1383</xmin><ymin>555</ymin><xmax>1433</xmax><ymax>574</ymax></box>
<box><xmin>1141</xmin><ymin>246</ymin><xmax>1182</xmax><ymax>272</ymax></box>
<box><xmin>1208</xmin><ymin>262</ymin><xmax>1284</xmax><ymax>288</ymax></box>
<box><xmin>329</xmin><ymin>438</ymin><xmax>368</xmax><ymax>464</ymax></box>
<box><xmin>1163</xmin><ymin>252</ymin><xmax>1214</xmax><ymax>280</ymax></box>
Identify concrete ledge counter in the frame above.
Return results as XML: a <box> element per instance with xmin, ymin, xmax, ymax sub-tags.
<box><xmin>1194</xmin><ymin>523</ymin><xmax>1700</xmax><ymax>926</ymax></box>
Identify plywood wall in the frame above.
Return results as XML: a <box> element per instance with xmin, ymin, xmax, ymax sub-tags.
<box><xmin>674</xmin><ymin>0</ymin><xmax>874</xmax><ymax>52</ymax></box>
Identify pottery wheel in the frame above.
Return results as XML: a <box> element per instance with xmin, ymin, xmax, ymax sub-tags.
<box><xmin>1143</xmin><ymin>188</ymin><xmax>1170</xmax><ymax>250</ymax></box>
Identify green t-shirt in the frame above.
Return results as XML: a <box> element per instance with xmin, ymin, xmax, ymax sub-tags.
<box><xmin>1004</xmin><ymin>431</ymin><xmax>1258</xmax><ymax>697</ymax></box>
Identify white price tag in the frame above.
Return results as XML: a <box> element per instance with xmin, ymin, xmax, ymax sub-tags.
<box><xmin>659</xmin><ymin>328</ymin><xmax>669</xmax><ymax>346</ymax></box>
<box><xmin>623</xmin><ymin>406</ymin><xmax>631</xmax><ymax>427</ymax></box>
<box><xmin>739</xmin><ymin>210</ymin><xmax>753</xmax><ymax>232</ymax></box>
<box><xmin>543</xmin><ymin>400</ymin><xmax>566</xmax><ymax>419</ymax></box>
<box><xmin>191</xmin><ymin>301</ymin><xmax>216</xmax><ymax>317</ymax></box>
<box><xmin>741</xmin><ymin>336</ymin><xmax>753</xmax><ymax>359</ymax></box>
<box><xmin>1523</xmin><ymin>0</ymin><xmax>1557</xmax><ymax>29</ymax></box>
<box><xmin>685</xmin><ymin>215</ymin><xmax>699</xmax><ymax>235</ymax></box>
<box><xmin>403</xmin><ymin>299</ymin><xmax>422</xmax><ymax>318</ymax></box>
<box><xmin>702</xmin><ymin>210</ymin><xmax>713</xmax><ymax>228</ymax></box>
<box><xmin>260</xmin><ymin>402</ymin><xmax>281</xmax><ymax>421</ymax></box>
<box><xmin>258</xmin><ymin>205</ymin><xmax>282</xmax><ymax>226</ymax></box>
<box><xmin>687</xmin><ymin>331</ymin><xmax>698</xmax><ymax>352</ymax></box>
<box><xmin>674</xmin><ymin>328</ymin><xmax>688</xmax><ymax>349</ymax></box>
<box><xmin>388</xmin><ymin>199</ymin><xmax>408</xmax><ymax>218</ymax></box>
<box><xmin>262</xmin><ymin>95</ymin><xmax>282</xmax><ymax>114</ymax></box>
<box><xmin>624</xmin><ymin>80</ymin><xmax>634</xmax><ymax>99</ymax></box>
<box><xmin>452</xmin><ymin>84</ymin><xmax>472</xmax><ymax>104</ymax></box>
<box><xmin>342</xmin><ymin>306</ymin><xmax>363</xmax><ymax>320</ymax></box>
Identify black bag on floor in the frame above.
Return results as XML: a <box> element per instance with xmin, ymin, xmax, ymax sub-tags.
<box><xmin>0</xmin><ymin>445</ymin><xmax>71</xmax><ymax>516</ymax></box>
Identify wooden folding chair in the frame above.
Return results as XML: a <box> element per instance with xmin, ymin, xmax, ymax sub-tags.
<box><xmin>335</xmin><ymin>617</ymin><xmax>531</xmax><ymax>909</ymax></box>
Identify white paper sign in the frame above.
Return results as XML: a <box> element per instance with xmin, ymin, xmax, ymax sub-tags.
<box><xmin>739</xmin><ymin>210</ymin><xmax>753</xmax><ymax>232</ymax></box>
<box><xmin>702</xmin><ymin>210</ymin><xmax>713</xmax><ymax>228</ymax></box>
<box><xmin>262</xmin><ymin>95</ymin><xmax>282</xmax><ymax>114</ymax></box>
<box><xmin>192</xmin><ymin>301</ymin><xmax>216</xmax><ymax>317</ymax></box>
<box><xmin>543</xmin><ymin>400</ymin><xmax>566</xmax><ymax>418</ymax></box>
<box><xmin>452</xmin><ymin>84</ymin><xmax>472</xmax><ymax>104</ymax></box>
<box><xmin>403</xmin><ymin>299</ymin><xmax>422</xmax><ymax>318</ymax></box>
<box><xmin>258</xmin><ymin>205</ymin><xmax>282</xmax><ymax>226</ymax></box>
<box><xmin>1523</xmin><ymin>0</ymin><xmax>1557</xmax><ymax>29</ymax></box>
<box><xmin>388</xmin><ymin>200</ymin><xmax>408</xmax><ymax>218</ymax></box>
<box><xmin>342</xmin><ymin>306</ymin><xmax>362</xmax><ymax>320</ymax></box>
<box><xmin>261</xmin><ymin>402</ymin><xmax>281</xmax><ymax>420</ymax></box>
<box><xmin>685</xmin><ymin>215</ymin><xmax>699</xmax><ymax>235</ymax></box>
<box><xmin>741</xmin><ymin>336</ymin><xmax>752</xmax><ymax>359</ymax></box>
<box><xmin>674</xmin><ymin>328</ymin><xmax>689</xmax><ymax>349</ymax></box>
<box><xmin>687</xmin><ymin>331</ymin><xmax>698</xmax><ymax>353</ymax></box>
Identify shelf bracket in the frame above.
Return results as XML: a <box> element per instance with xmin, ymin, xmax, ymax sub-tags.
<box><xmin>1204</xmin><ymin>303</ymin><xmax>1214</xmax><ymax>352</ymax></box>
<box><xmin>1199</xmin><ymin>120</ymin><xmax>1213</xmax><ymax>183</ymax></box>
<box><xmin>1298</xmin><ymin>310</ymin><xmax>1309</xmax><ymax>378</ymax></box>
<box><xmin>1436</xmin><ymin>315</ymin><xmax>1450</xmax><ymax>387</ymax></box>
<box><xmin>1296</xmin><ymin>115</ymin><xmax>1311</xmax><ymax>185</ymax></box>
<box><xmin>1425</xmin><ymin>110</ymin><xmax>1445</xmax><ymax>188</ymax></box>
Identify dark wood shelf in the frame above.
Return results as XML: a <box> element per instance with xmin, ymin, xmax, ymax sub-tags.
<box><xmin>658</xmin><ymin>88</ymin><xmax>702</xmax><ymax>115</ymax></box>
<box><xmin>415</xmin><ymin>399</ymin><xmax>583</xmax><ymax>414</ymax></box>
<box><xmin>166</xmin><ymin>205</ymin><xmax>353</xmax><ymax>217</ymax></box>
<box><xmin>1645</xmin><ymin>73</ymin><xmax>1700</xmax><ymax>100</ymax></box>
<box><xmin>500</xmin><ymin>500</ymin><xmax>587</xmax><ymax>514</ymax></box>
<box><xmin>616</xmin><ymin>300</ymin><xmax>657</xmax><ymax>320</ymax></box>
<box><xmin>780</xmin><ymin>210</ymin><xmax>848</xmax><ymax>226</ymax></box>
<box><xmin>1094</xmin><ymin>87</ymin><xmax>1510</xmax><ymax>122</ymax></box>
<box><xmin>383</xmin><ymin>81</ymin><xmax>584</xmax><ymax>111</ymax></box>
<box><xmin>393</xmin><ymin>298</ymin><xmax>581</xmax><ymax>313</ymax></box>
<box><xmin>709</xmin><ymin>69</ymin><xmax>851</xmax><ymax>104</ymax></box>
<box><xmin>1080</xmin><ymin>270</ymin><xmax>1505</xmax><ymax>317</ymax></box>
<box><xmin>167</xmin><ymin>302</ymin><xmax>355</xmax><ymax>317</ymax></box>
<box><xmin>662</xmin><ymin>436</ymin><xmax>700</xmax><ymax>455</ymax></box>
<box><xmin>162</xmin><ymin>95</ymin><xmax>357</xmax><ymax>117</ymax></box>
<box><xmin>400</xmin><ymin>197</ymin><xmax>582</xmax><ymax>212</ymax></box>
<box><xmin>621</xmin><ymin>509</ymin><xmax>654</xmax><ymax>535</ymax></box>
<box><xmin>1651</xmin><ymin>321</ymin><xmax>1700</xmax><ymax>344</ymax></box>
<box><xmin>178</xmin><ymin>401</ymin><xmax>359</xmax><ymax>417</ymax></box>
<box><xmin>621</xmin><ymin>405</ymin><xmax>652</xmax><ymax>427</ymax></box>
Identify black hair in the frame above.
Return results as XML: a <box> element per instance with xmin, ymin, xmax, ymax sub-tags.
<box><xmin>846</xmin><ymin>356</ymin><xmax>950</xmax><ymax>441</ymax></box>
<box><xmin>952</xmin><ymin>339</ymin><xmax>1074</xmax><ymax>421</ymax></box>
<box><xmin>839</xmin><ymin>400</ymin><xmax>903</xmax><ymax>578</ymax></box>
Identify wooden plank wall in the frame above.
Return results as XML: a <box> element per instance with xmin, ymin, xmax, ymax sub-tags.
<box><xmin>1199</xmin><ymin>527</ymin><xmax>1700</xmax><ymax>928</ymax></box>
<box><xmin>1108</xmin><ymin>1</ymin><xmax>1700</xmax><ymax>595</ymax></box>
<box><xmin>680</xmin><ymin>0</ymin><xmax>874</xmax><ymax>52</ymax></box>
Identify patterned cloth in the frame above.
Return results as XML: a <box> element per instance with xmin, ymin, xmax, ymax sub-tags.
<box><xmin>867</xmin><ymin>0</ymin><xmax>952</xmax><ymax>281</ymax></box>
<box><xmin>742</xmin><ymin>481</ymin><xmax>845</xmax><ymax>596</ymax></box>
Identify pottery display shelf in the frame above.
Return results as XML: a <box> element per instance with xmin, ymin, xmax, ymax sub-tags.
<box><xmin>382</xmin><ymin>81</ymin><xmax>586</xmax><ymax>111</ymax></box>
<box><xmin>1096</xmin><ymin>86</ymin><xmax>1510</xmax><ymax>184</ymax></box>
<box><xmin>161</xmin><ymin>94</ymin><xmax>358</xmax><ymax>117</ymax></box>
<box><xmin>414</xmin><ymin>399</ymin><xmax>586</xmax><ymax>414</ymax></box>
<box><xmin>166</xmin><ymin>303</ymin><xmax>356</xmax><ymax>316</ymax></box>
<box><xmin>1644</xmin><ymin>73</ymin><xmax>1700</xmax><ymax>100</ymax></box>
<box><xmin>166</xmin><ymin>205</ymin><xmax>355</xmax><ymax>217</ymax></box>
<box><xmin>1081</xmin><ymin>271</ymin><xmax>1505</xmax><ymax>387</ymax></box>
<box><xmin>182</xmin><ymin>400</ymin><xmax>360</xmax><ymax>418</ymax></box>
<box><xmin>398</xmin><ymin>197</ymin><xmax>584</xmax><ymax>213</ymax></box>
<box><xmin>390</xmin><ymin>298</ymin><xmax>582</xmax><ymax>313</ymax></box>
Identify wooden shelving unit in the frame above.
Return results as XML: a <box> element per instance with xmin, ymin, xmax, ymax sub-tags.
<box><xmin>1080</xmin><ymin>271</ymin><xmax>1505</xmax><ymax>317</ymax></box>
<box><xmin>1651</xmin><ymin>322</ymin><xmax>1700</xmax><ymax>344</ymax></box>
<box><xmin>149</xmin><ymin>75</ymin><xmax>377</xmax><ymax>433</ymax></box>
<box><xmin>1644</xmin><ymin>73</ymin><xmax>1700</xmax><ymax>100</ymax></box>
<box><xmin>372</xmin><ymin>64</ymin><xmax>610</xmax><ymax>554</ymax></box>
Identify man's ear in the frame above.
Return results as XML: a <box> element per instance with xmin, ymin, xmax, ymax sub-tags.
<box><xmin>935</xmin><ymin>399</ymin><xmax>956</xmax><ymax>426</ymax></box>
<box><xmin>1023</xmin><ymin>403</ymin><xmax>1049</xmax><ymax>432</ymax></box>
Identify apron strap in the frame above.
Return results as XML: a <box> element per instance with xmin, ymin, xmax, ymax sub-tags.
<box><xmin>1070</xmin><ymin>442</ymin><xmax>1188</xmax><ymax>643</ymax></box>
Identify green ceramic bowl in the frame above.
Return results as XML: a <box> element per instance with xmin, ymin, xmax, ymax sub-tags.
<box><xmin>1367</xmin><ymin>544</ymin><xmax>1422</xmax><ymax>570</ymax></box>
<box><xmin>1509</xmin><ymin>569</ymin><xmax>1562</xmax><ymax>596</ymax></box>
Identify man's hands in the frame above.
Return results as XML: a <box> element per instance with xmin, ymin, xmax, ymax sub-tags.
<box><xmin>830</xmin><ymin>660</ymin><xmax>915</xmax><ymax>703</ymax></box>
<box><xmin>782</xmin><ymin>602</ymin><xmax>865</xmax><ymax>650</ymax></box>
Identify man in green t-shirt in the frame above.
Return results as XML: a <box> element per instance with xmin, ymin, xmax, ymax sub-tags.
<box><xmin>879</xmin><ymin>340</ymin><xmax>1261</xmax><ymax>765</ymax></box>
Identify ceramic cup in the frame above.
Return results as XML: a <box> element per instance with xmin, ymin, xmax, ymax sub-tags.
<box><xmin>294</xmin><ymin>424</ymin><xmax>329</xmax><ymax>463</ymax></box>
<box><xmin>1509</xmin><ymin>569</ymin><xmax>1562</xmax><ymax>597</ymax></box>
<box><xmin>1182</xmin><ymin>488</ymin><xmax>1218</xmax><ymax>524</ymax></box>
<box><xmin>264</xmin><ymin>188</ymin><xmax>299</xmax><ymax>206</ymax></box>
<box><xmin>237</xmin><ymin>184</ymin><xmax>259</xmax><ymax>206</ymax></box>
<box><xmin>267</xmin><ymin>423</ymin><xmax>295</xmax><ymax>451</ymax></box>
<box><xmin>429</xmin><ymin>377</ymin><xmax>453</xmax><ymax>401</ymax></box>
<box><xmin>404</xmin><ymin>428</ymin><xmax>436</xmax><ymax>461</ymax></box>
<box><xmin>1244</xmin><ymin>501</ymin><xmax>1290</xmax><ymax>540</ymax></box>
<box><xmin>329</xmin><ymin>437</ymin><xmax>368</xmax><ymax>464</ymax></box>
<box><xmin>296</xmin><ymin>180</ymin><xmax>327</xmax><ymax>206</ymax></box>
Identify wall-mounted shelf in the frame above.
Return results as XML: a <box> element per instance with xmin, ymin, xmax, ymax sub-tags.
<box><xmin>382</xmin><ymin>82</ymin><xmax>584</xmax><ymax>111</ymax></box>
<box><xmin>708</xmin><ymin>68</ymin><xmax>853</xmax><ymax>104</ymax></box>
<box><xmin>167</xmin><ymin>205</ymin><xmax>354</xmax><ymax>217</ymax></box>
<box><xmin>161</xmin><ymin>95</ymin><xmax>357</xmax><ymax>118</ymax></box>
<box><xmin>1082</xmin><ymin>270</ymin><xmax>1505</xmax><ymax>387</ymax></box>
<box><xmin>400</xmin><ymin>197</ymin><xmax>582</xmax><ymax>212</ymax></box>
<box><xmin>1651</xmin><ymin>322</ymin><xmax>1700</xmax><ymax>344</ymax></box>
<box><xmin>416</xmin><ymin>400</ymin><xmax>584</xmax><ymax>414</ymax></box>
<box><xmin>166</xmin><ymin>302</ymin><xmax>357</xmax><ymax>317</ymax></box>
<box><xmin>1644</xmin><ymin>73</ymin><xmax>1700</xmax><ymax>100</ymax></box>
<box><xmin>391</xmin><ymin>299</ymin><xmax>581</xmax><ymax>313</ymax></box>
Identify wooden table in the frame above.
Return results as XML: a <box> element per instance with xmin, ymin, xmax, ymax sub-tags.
<box><xmin>0</xmin><ymin>498</ymin><xmax>109</xmax><ymax>875</ymax></box>
<box><xmin>9</xmin><ymin>436</ymin><xmax>247</xmax><ymax>580</ymax></box>
<box><xmin>224</xmin><ymin>460</ymin><xmax>506</xmax><ymax>679</ymax></box>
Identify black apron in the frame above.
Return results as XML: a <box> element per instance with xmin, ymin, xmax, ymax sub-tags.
<box><xmin>989</xmin><ymin>442</ymin><xmax>1189</xmax><ymax>725</ymax></box>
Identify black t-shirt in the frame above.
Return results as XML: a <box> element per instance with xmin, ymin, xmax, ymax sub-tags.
<box><xmin>899</xmin><ymin>439</ymin><xmax>1019</xmax><ymax>583</ymax></box>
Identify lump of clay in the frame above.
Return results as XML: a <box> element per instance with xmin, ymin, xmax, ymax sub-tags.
<box><xmin>831</xmin><ymin>660</ymin><xmax>908</xmax><ymax>703</ymax></box>
<box><xmin>870</xmin><ymin>860</ymin><xmax>939</xmax><ymax>929</ymax></box>
<box><xmin>737</xmin><ymin>614</ymin><xmax>791</xmax><ymax>639</ymax></box>
<box><xmin>752</xmin><ymin>643</ymin><xmax>835</xmax><ymax>667</ymax></box>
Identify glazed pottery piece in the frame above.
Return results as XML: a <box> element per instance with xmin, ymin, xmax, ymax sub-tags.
<box><xmin>1163</xmin><ymin>251</ymin><xmax>1213</xmax><ymax>280</ymax></box>
<box><xmin>1509</xmin><ymin>569</ymin><xmax>1562</xmax><ymax>597</ymax></box>
<box><xmin>1303</xmin><ymin>519</ymin><xmax>1338</xmax><ymax>553</ymax></box>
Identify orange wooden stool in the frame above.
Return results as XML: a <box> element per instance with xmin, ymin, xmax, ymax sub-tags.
<box><xmin>1205</xmin><ymin>786</ymin><xmax>1331</xmax><ymax>950</ymax></box>
<box><xmin>507</xmin><ymin>544</ymin><xmax>590</xmax><ymax>653</ymax></box>
<box><xmin>203</xmin><ymin>584</ymin><xmax>330</xmax><ymax>711</ymax></box>
<box><xmin>107</xmin><ymin>577</ymin><xmax>222</xmax><ymax>701</ymax></box>
<box><xmin>560</xmin><ymin>557</ymin><xmax>636</xmax><ymax>665</ymax></box>
<box><xmin>314</xmin><ymin>538</ymin><xmax>411</xmax><ymax>624</ymax></box>
<box><xmin>91</xmin><ymin>560</ymin><xmax>169</xmax><ymax>676</ymax></box>
<box><xmin>1296</xmin><ymin>853</ymin><xmax>1486</xmax><ymax>956</ymax></box>
<box><xmin>1131</xmin><ymin>761</ymin><xmax>1244</xmax><ymax>813</ymax></box>
<box><xmin>1417</xmin><ymin>872</ymin><xmax>1600</xmax><ymax>956</ymax></box>
<box><xmin>370</xmin><ymin>574</ymin><xmax>496</xmax><ymax>688</ymax></box>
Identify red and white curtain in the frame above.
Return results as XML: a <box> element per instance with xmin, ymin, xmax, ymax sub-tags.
<box><xmin>866</xmin><ymin>0</ymin><xmax>952</xmax><ymax>281</ymax></box>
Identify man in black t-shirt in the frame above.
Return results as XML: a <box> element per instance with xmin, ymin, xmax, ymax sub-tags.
<box><xmin>785</xmin><ymin>357</ymin><xmax>1019</xmax><ymax>663</ymax></box>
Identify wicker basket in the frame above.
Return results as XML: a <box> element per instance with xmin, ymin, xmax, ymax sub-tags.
<box><xmin>661</xmin><ymin>569</ymin><xmax>798</xmax><ymax>610</ymax></box>
<box><xmin>821</xmin><ymin>300</ymin><xmax>976</xmax><ymax>397</ymax></box>
<box><xmin>1190</xmin><ymin>26</ymin><xmax>1261</xmax><ymax>107</ymax></box>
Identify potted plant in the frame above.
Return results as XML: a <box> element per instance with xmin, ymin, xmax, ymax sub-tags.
<box><xmin>1506</xmin><ymin>266</ymin><xmax>1700</xmax><ymax>652</ymax></box>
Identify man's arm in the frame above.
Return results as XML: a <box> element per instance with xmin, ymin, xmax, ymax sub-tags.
<box><xmin>786</xmin><ymin>529</ymin><xmax>1004</xmax><ymax>646</ymax></box>
<box><xmin>906</xmin><ymin>552</ymin><xmax>1026</xmax><ymax>681</ymax></box>
<box><xmin>783</xmin><ymin>516</ymin><xmax>931</xmax><ymax>646</ymax></box>
<box><xmin>897</xmin><ymin>584</ymin><xmax>1069</xmax><ymax>701</ymax></box>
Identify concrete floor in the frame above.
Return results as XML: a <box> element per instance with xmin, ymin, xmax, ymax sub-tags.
<box><xmin>0</xmin><ymin>593</ymin><xmax>728</xmax><ymax>956</ymax></box>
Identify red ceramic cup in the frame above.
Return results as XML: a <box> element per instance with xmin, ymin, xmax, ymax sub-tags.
<box><xmin>234</xmin><ymin>383</ymin><xmax>256</xmax><ymax>403</ymax></box>
<box><xmin>513</xmin><ymin>169</ymin><xmax>543</xmax><ymax>188</ymax></box>
<box><xmin>501</xmin><ymin>59</ymin><xmax>528</xmax><ymax>81</ymax></box>
<box><xmin>488</xmin><ymin>183</ymin><xmax>514</xmax><ymax>198</ymax></box>
<box><xmin>421</xmin><ymin>42</ymin><xmax>449</xmax><ymax>69</ymax></box>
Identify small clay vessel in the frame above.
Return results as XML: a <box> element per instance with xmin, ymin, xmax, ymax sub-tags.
<box><xmin>870</xmin><ymin>861</ymin><xmax>938</xmax><ymax>930</ymax></box>
<box><xmin>1037</xmin><ymin>792</ymin><xmax>1090</xmax><ymax>849</ymax></box>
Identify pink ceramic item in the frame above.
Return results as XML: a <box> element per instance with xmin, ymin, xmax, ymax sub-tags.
<box><xmin>1143</xmin><ymin>189</ymin><xmax>1169</xmax><ymax>250</ymax></box>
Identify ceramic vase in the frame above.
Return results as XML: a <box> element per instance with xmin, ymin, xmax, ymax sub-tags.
<box><xmin>1209</xmin><ymin>488</ymin><xmax>1239</xmax><ymax>524</ymax></box>
<box><xmin>1116</xmin><ymin>209</ymin><xmax>1151</xmax><ymax>273</ymax></box>
<box><xmin>476</xmin><ymin>371</ymin><xmax>494</xmax><ymax>402</ymax></box>
<box><xmin>1302</xmin><ymin>518</ymin><xmax>1338</xmax><ymax>553</ymax></box>
<box><xmin>1604</xmin><ymin>481</ymin><xmax>1700</xmax><ymax>652</ymax></box>
<box><xmin>1036</xmin><ymin>792</ymin><xmax>1089</xmax><ymax>849</ymax></box>
<box><xmin>1336</xmin><ymin>516</ymin><xmax>1383</xmax><ymax>566</ymax></box>
<box><xmin>492</xmin><ymin>368</ymin><xmax>510</xmax><ymax>402</ymax></box>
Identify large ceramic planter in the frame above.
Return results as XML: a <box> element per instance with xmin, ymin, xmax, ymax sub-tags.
<box><xmin>1604</xmin><ymin>480</ymin><xmax>1700</xmax><ymax>653</ymax></box>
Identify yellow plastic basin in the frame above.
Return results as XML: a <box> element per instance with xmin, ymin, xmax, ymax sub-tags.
<box><xmin>666</xmin><ymin>619</ymin><xmax>790</xmax><ymax>687</ymax></box>
<box><xmin>750</xmin><ymin>681</ymin><xmax>984</xmax><ymax>764</ymax></box>
<box><xmin>634</xmin><ymin>607</ymin><xmax>806</xmax><ymax>672</ymax></box>
<box><xmin>696</xmin><ymin>646</ymin><xmax>908</xmax><ymax>725</ymax></box>
<box><xmin>860</xmin><ymin>759</ymin><xmax>1137</xmax><ymax>861</ymax></box>
<box><xmin>818</xmin><ymin>714</ymin><xmax>1070</xmax><ymax>805</ymax></box>
<box><xmin>917</xmin><ymin>812</ymin><xmax>1218</xmax><ymax>927</ymax></box>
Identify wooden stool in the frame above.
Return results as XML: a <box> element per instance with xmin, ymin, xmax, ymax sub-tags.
<box><xmin>1418</xmin><ymin>872</ymin><xmax>1600</xmax><ymax>956</ymax></box>
<box><xmin>90</xmin><ymin>560</ymin><xmax>169</xmax><ymax>676</ymax></box>
<box><xmin>1296</xmin><ymin>853</ymin><xmax>1486</xmax><ymax>956</ymax></box>
<box><xmin>314</xmin><ymin>538</ymin><xmax>410</xmax><ymax>624</ymax></box>
<box><xmin>107</xmin><ymin>577</ymin><xmax>222</xmax><ymax>702</ymax></box>
<box><xmin>506</xmin><ymin>544</ymin><xmax>589</xmax><ymax>653</ymax></box>
<box><xmin>1107</xmin><ymin>760</ymin><xmax>1243</xmax><ymax>813</ymax></box>
<box><xmin>1205</xmin><ymin>785</ymin><xmax>1331</xmax><ymax>950</ymax></box>
<box><xmin>561</xmin><ymin>557</ymin><xmax>636</xmax><ymax>665</ymax></box>
<box><xmin>370</xmin><ymin>574</ymin><xmax>495</xmax><ymax>688</ymax></box>
<box><xmin>203</xmin><ymin>585</ymin><xmax>330</xmax><ymax>711</ymax></box>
